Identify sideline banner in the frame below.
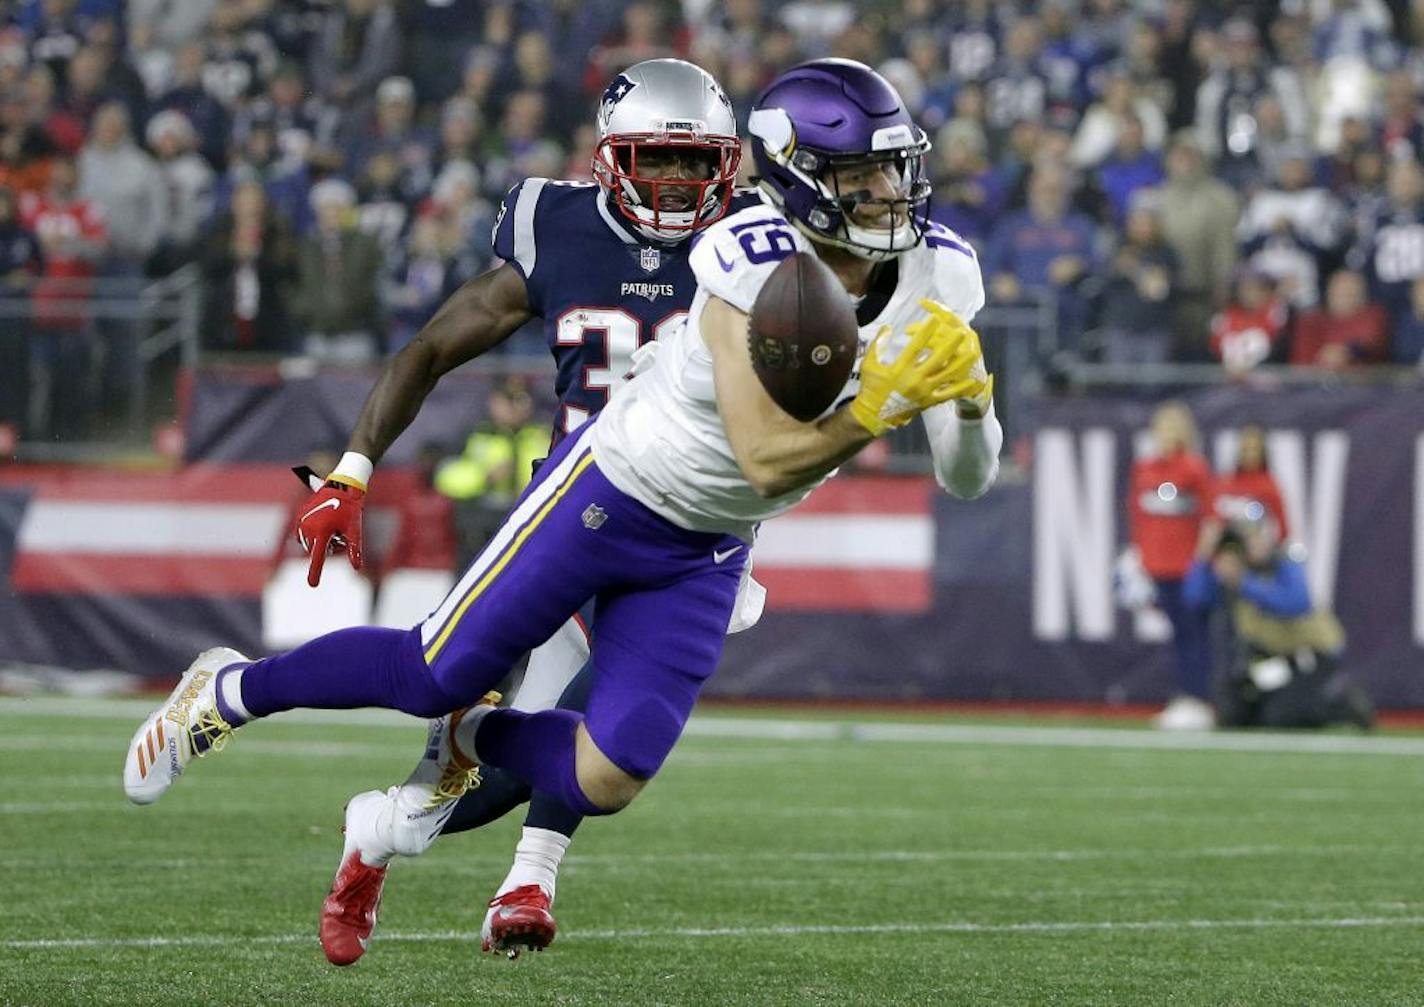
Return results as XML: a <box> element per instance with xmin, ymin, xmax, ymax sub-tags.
<box><xmin>4</xmin><ymin>379</ymin><xmax>1422</xmax><ymax>707</ymax></box>
<box><xmin>727</xmin><ymin>383</ymin><xmax>1424</xmax><ymax>708</ymax></box>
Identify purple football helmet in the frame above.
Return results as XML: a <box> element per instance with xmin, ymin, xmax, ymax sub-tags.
<box><xmin>749</xmin><ymin>59</ymin><xmax>931</xmax><ymax>261</ymax></box>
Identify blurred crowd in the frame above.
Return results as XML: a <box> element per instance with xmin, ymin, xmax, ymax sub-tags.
<box><xmin>0</xmin><ymin>0</ymin><xmax>1422</xmax><ymax>419</ymax></box>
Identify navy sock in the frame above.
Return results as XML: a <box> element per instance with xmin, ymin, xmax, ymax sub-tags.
<box><xmin>524</xmin><ymin>789</ymin><xmax>586</xmax><ymax>838</ymax></box>
<box><xmin>439</xmin><ymin>769</ymin><xmax>532</xmax><ymax>835</ymax></box>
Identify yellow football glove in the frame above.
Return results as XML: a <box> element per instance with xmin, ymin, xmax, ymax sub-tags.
<box><xmin>848</xmin><ymin>299</ymin><xmax>993</xmax><ymax>436</ymax></box>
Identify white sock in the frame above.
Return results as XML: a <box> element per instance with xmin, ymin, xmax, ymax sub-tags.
<box><xmin>495</xmin><ymin>827</ymin><xmax>571</xmax><ymax>902</ymax></box>
<box><xmin>450</xmin><ymin>704</ymin><xmax>494</xmax><ymax>763</ymax></box>
<box><xmin>219</xmin><ymin>666</ymin><xmax>251</xmax><ymax>723</ymax></box>
<box><xmin>346</xmin><ymin>790</ymin><xmax>399</xmax><ymax>868</ymax></box>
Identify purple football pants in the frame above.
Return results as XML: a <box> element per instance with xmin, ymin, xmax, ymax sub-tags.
<box><xmin>239</xmin><ymin>422</ymin><xmax>746</xmax><ymax>805</ymax></box>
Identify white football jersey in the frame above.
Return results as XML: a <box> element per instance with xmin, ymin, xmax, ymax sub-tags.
<box><xmin>590</xmin><ymin>204</ymin><xmax>985</xmax><ymax>540</ymax></box>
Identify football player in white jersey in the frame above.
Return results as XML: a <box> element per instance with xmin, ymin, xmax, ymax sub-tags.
<box><xmin>594</xmin><ymin>58</ymin><xmax>1001</xmax><ymax>535</ymax></box>
<box><xmin>120</xmin><ymin>58</ymin><xmax>999</xmax><ymax>953</ymax></box>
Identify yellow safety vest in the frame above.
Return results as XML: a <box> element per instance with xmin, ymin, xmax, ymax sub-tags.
<box><xmin>434</xmin><ymin>425</ymin><xmax>549</xmax><ymax>500</ymax></box>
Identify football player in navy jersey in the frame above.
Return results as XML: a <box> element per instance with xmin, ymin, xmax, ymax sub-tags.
<box><xmin>306</xmin><ymin>57</ymin><xmax>762</xmax><ymax>962</ymax></box>
<box><xmin>175</xmin><ymin>59</ymin><xmax>750</xmax><ymax>964</ymax></box>
<box><xmin>304</xmin><ymin>59</ymin><xmax>757</xmax><ymax>964</ymax></box>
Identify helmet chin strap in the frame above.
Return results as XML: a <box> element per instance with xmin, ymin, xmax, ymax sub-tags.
<box><xmin>616</xmin><ymin>174</ymin><xmax>724</xmax><ymax>244</ymax></box>
<box><xmin>842</xmin><ymin>217</ymin><xmax>921</xmax><ymax>259</ymax></box>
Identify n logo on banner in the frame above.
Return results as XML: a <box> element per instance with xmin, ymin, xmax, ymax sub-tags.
<box><xmin>1033</xmin><ymin>428</ymin><xmax>1115</xmax><ymax>641</ymax></box>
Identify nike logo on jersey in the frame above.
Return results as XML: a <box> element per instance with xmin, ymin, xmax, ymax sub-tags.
<box><xmin>301</xmin><ymin>498</ymin><xmax>340</xmax><ymax>522</ymax></box>
<box><xmin>713</xmin><ymin>545</ymin><xmax>743</xmax><ymax>564</ymax></box>
<box><xmin>715</xmin><ymin>246</ymin><xmax>736</xmax><ymax>272</ymax></box>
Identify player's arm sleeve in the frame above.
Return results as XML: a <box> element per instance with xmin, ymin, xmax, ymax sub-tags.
<box><xmin>491</xmin><ymin>178</ymin><xmax>552</xmax><ymax>303</ymax></box>
<box><xmin>920</xmin><ymin>399</ymin><xmax>1002</xmax><ymax>500</ymax></box>
<box><xmin>919</xmin><ymin>235</ymin><xmax>997</xmax><ymax>498</ymax></box>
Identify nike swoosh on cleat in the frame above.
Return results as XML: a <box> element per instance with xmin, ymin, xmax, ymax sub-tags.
<box><xmin>301</xmin><ymin>498</ymin><xmax>341</xmax><ymax>522</ymax></box>
<box><xmin>713</xmin><ymin>545</ymin><xmax>743</xmax><ymax>564</ymax></box>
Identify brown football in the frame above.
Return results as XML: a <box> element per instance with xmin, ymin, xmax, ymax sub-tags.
<box><xmin>747</xmin><ymin>251</ymin><xmax>859</xmax><ymax>422</ymax></box>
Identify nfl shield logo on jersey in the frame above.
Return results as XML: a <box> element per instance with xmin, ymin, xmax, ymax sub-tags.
<box><xmin>582</xmin><ymin>504</ymin><xmax>608</xmax><ymax>530</ymax></box>
<box><xmin>639</xmin><ymin>247</ymin><xmax>660</xmax><ymax>273</ymax></box>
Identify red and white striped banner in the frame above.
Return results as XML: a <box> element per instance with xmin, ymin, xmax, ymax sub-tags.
<box><xmin>7</xmin><ymin>466</ymin><xmax>294</xmax><ymax>596</ymax></box>
<box><xmin>755</xmin><ymin>477</ymin><xmax>934</xmax><ymax>613</ymax></box>
<box><xmin>4</xmin><ymin>466</ymin><xmax>935</xmax><ymax>613</ymax></box>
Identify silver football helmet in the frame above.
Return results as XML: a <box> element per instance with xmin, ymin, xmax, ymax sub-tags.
<box><xmin>592</xmin><ymin>59</ymin><xmax>741</xmax><ymax>243</ymax></box>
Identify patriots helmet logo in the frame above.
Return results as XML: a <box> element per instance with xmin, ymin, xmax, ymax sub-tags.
<box><xmin>712</xmin><ymin>81</ymin><xmax>733</xmax><ymax>116</ymax></box>
<box><xmin>599</xmin><ymin>73</ymin><xmax>637</xmax><ymax>129</ymax></box>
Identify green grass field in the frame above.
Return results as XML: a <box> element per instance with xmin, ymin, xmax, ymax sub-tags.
<box><xmin>2</xmin><ymin>697</ymin><xmax>1423</xmax><ymax>1006</ymax></box>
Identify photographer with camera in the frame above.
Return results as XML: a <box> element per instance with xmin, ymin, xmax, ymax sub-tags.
<box><xmin>1185</xmin><ymin>505</ymin><xmax>1372</xmax><ymax>730</ymax></box>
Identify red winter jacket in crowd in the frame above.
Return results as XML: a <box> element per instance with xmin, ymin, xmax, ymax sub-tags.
<box><xmin>1290</xmin><ymin>304</ymin><xmax>1389</xmax><ymax>366</ymax></box>
<box><xmin>1210</xmin><ymin>297</ymin><xmax>1290</xmax><ymax>371</ymax></box>
<box><xmin>1129</xmin><ymin>450</ymin><xmax>1214</xmax><ymax>579</ymax></box>
<box><xmin>1211</xmin><ymin>468</ymin><xmax>1289</xmax><ymax>540</ymax></box>
<box><xmin>18</xmin><ymin>190</ymin><xmax>107</xmax><ymax>329</ymax></box>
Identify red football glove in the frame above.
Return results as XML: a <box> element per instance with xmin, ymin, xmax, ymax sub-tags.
<box><xmin>294</xmin><ymin>470</ymin><xmax>365</xmax><ymax>587</ymax></box>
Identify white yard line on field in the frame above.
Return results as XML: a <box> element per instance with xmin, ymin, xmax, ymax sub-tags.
<box><xmin>0</xmin><ymin>801</ymin><xmax>119</xmax><ymax>814</ymax></box>
<box><xmin>0</xmin><ymin>842</ymin><xmax>1390</xmax><ymax>872</ymax></box>
<box><xmin>3</xmin><ymin>696</ymin><xmax>1423</xmax><ymax>756</ymax></box>
<box><xmin>0</xmin><ymin>736</ymin><xmax>418</xmax><ymax>757</ymax></box>
<box><xmin>0</xmin><ymin>696</ymin><xmax>420</xmax><ymax>727</ymax></box>
<box><xmin>6</xmin><ymin>915</ymin><xmax>1424</xmax><ymax>951</ymax></box>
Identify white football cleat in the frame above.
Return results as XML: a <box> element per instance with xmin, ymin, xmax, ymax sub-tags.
<box><xmin>382</xmin><ymin>693</ymin><xmax>502</xmax><ymax>849</ymax></box>
<box><xmin>123</xmin><ymin>647</ymin><xmax>249</xmax><ymax>805</ymax></box>
<box><xmin>1152</xmin><ymin>694</ymin><xmax>1216</xmax><ymax>731</ymax></box>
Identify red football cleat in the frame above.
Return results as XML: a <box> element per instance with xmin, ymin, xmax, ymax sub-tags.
<box><xmin>320</xmin><ymin>850</ymin><xmax>387</xmax><ymax>966</ymax></box>
<box><xmin>482</xmin><ymin>884</ymin><xmax>557</xmax><ymax>959</ymax></box>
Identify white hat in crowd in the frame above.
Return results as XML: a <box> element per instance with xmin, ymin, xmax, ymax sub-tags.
<box><xmin>309</xmin><ymin>177</ymin><xmax>357</xmax><ymax>211</ymax></box>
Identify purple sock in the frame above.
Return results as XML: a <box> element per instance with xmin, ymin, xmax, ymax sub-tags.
<box><xmin>474</xmin><ymin>708</ymin><xmax>607</xmax><ymax>817</ymax></box>
<box><xmin>239</xmin><ymin>626</ymin><xmax>461</xmax><ymax>719</ymax></box>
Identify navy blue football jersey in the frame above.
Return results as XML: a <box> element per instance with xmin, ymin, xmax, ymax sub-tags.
<box><xmin>1354</xmin><ymin>205</ymin><xmax>1424</xmax><ymax>319</ymax></box>
<box><xmin>492</xmin><ymin>178</ymin><xmax>761</xmax><ymax>442</ymax></box>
